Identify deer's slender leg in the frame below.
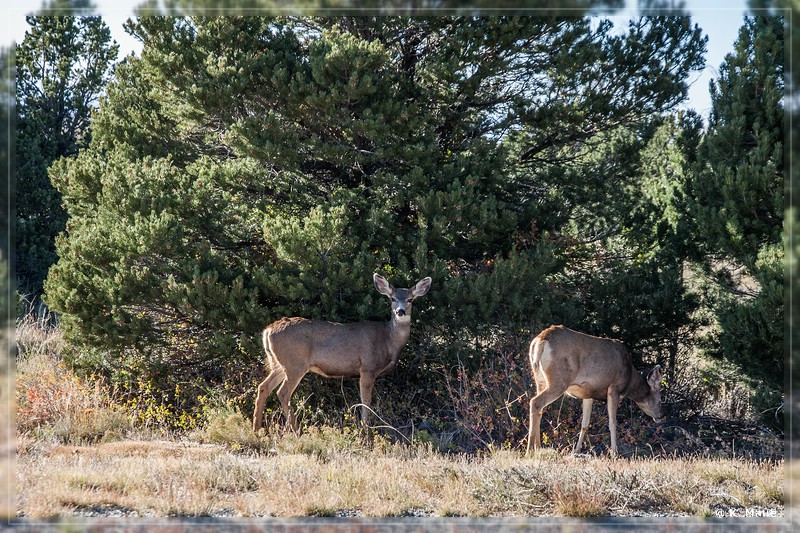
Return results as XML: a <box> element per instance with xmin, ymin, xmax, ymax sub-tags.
<box><xmin>358</xmin><ymin>373</ymin><xmax>376</xmax><ymax>429</ymax></box>
<box><xmin>607</xmin><ymin>389</ymin><xmax>620</xmax><ymax>456</ymax></box>
<box><xmin>276</xmin><ymin>370</ymin><xmax>306</xmax><ymax>433</ymax></box>
<box><xmin>574</xmin><ymin>398</ymin><xmax>593</xmax><ymax>453</ymax></box>
<box><xmin>526</xmin><ymin>399</ymin><xmax>540</xmax><ymax>456</ymax></box>
<box><xmin>253</xmin><ymin>367</ymin><xmax>287</xmax><ymax>432</ymax></box>
<box><xmin>526</xmin><ymin>388</ymin><xmax>564</xmax><ymax>455</ymax></box>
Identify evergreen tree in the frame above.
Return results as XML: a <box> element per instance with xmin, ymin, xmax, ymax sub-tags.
<box><xmin>688</xmin><ymin>17</ymin><xmax>784</xmax><ymax>397</ymax></box>
<box><xmin>15</xmin><ymin>12</ymin><xmax>118</xmax><ymax>302</ymax></box>
<box><xmin>583</xmin><ymin>113</ymin><xmax>702</xmax><ymax>375</ymax></box>
<box><xmin>44</xmin><ymin>16</ymin><xmax>706</xmax><ymax>427</ymax></box>
<box><xmin>744</xmin><ymin>2</ymin><xmax>796</xmax><ymax>436</ymax></box>
<box><xmin>153</xmin><ymin>0</ymin><xmax>625</xmax><ymax>16</ymax></box>
<box><xmin>1</xmin><ymin>46</ymin><xmax>12</xmax><ymax>331</ymax></box>
<box><xmin>507</xmin><ymin>17</ymin><xmax>706</xmax><ymax>368</ymax></box>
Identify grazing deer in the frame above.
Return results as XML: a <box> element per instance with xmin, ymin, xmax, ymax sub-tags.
<box><xmin>253</xmin><ymin>273</ymin><xmax>432</xmax><ymax>434</ymax></box>
<box><xmin>526</xmin><ymin>325</ymin><xmax>664</xmax><ymax>456</ymax></box>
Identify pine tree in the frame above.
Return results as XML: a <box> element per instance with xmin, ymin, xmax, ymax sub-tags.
<box><xmin>586</xmin><ymin>113</ymin><xmax>702</xmax><ymax>375</ymax></box>
<box><xmin>744</xmin><ymin>2</ymin><xmax>797</xmax><ymax>435</ymax></box>
<box><xmin>152</xmin><ymin>0</ymin><xmax>626</xmax><ymax>16</ymax></box>
<box><xmin>44</xmin><ymin>16</ymin><xmax>706</xmax><ymax>426</ymax></box>
<box><xmin>506</xmin><ymin>17</ymin><xmax>706</xmax><ymax>367</ymax></box>
<box><xmin>15</xmin><ymin>12</ymin><xmax>118</xmax><ymax>302</ymax></box>
<box><xmin>688</xmin><ymin>16</ymin><xmax>784</xmax><ymax>396</ymax></box>
<box><xmin>1</xmin><ymin>47</ymin><xmax>11</xmax><ymax>330</ymax></box>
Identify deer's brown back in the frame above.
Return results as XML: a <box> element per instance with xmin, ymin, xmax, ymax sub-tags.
<box><xmin>536</xmin><ymin>325</ymin><xmax>633</xmax><ymax>401</ymax></box>
<box><xmin>266</xmin><ymin>318</ymin><xmax>393</xmax><ymax>378</ymax></box>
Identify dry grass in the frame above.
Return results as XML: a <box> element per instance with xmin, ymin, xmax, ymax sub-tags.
<box><xmin>788</xmin><ymin>459</ymin><xmax>800</xmax><ymax>514</ymax></box>
<box><xmin>15</xmin><ymin>313</ymin><xmax>132</xmax><ymax>445</ymax></box>
<box><xmin>1</xmin><ymin>326</ymin><xmax>13</xmax><ymax>520</ymax></box>
<box><xmin>15</xmin><ymin>428</ymin><xmax>785</xmax><ymax>519</ymax></box>
<box><xmin>10</xmin><ymin>314</ymin><xmax>788</xmax><ymax>520</ymax></box>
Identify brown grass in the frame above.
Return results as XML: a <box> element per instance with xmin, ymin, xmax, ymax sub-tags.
<box><xmin>1</xmin><ymin>326</ymin><xmax>13</xmax><ymax>520</ymax></box>
<box><xmin>10</xmin><ymin>314</ymin><xmax>788</xmax><ymax>520</ymax></box>
<box><xmin>15</xmin><ymin>313</ymin><xmax>132</xmax><ymax>445</ymax></box>
<box><xmin>789</xmin><ymin>459</ymin><xmax>800</xmax><ymax>514</ymax></box>
<box><xmin>15</xmin><ymin>429</ymin><xmax>785</xmax><ymax>519</ymax></box>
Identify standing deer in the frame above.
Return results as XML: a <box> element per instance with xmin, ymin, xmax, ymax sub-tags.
<box><xmin>253</xmin><ymin>273</ymin><xmax>432</xmax><ymax>433</ymax></box>
<box><xmin>526</xmin><ymin>325</ymin><xmax>664</xmax><ymax>456</ymax></box>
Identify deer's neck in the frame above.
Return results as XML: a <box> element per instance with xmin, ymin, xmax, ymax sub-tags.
<box><xmin>386</xmin><ymin>317</ymin><xmax>412</xmax><ymax>356</ymax></box>
<box><xmin>624</xmin><ymin>369</ymin><xmax>649</xmax><ymax>402</ymax></box>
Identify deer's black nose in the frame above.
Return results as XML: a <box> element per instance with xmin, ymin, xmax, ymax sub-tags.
<box><xmin>396</xmin><ymin>309</ymin><xmax>406</xmax><ymax>317</ymax></box>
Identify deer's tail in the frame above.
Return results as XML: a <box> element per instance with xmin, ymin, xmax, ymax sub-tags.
<box><xmin>262</xmin><ymin>327</ymin><xmax>281</xmax><ymax>374</ymax></box>
<box><xmin>529</xmin><ymin>337</ymin><xmax>545</xmax><ymax>373</ymax></box>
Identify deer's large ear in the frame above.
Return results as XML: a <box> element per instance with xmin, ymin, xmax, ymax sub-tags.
<box><xmin>412</xmin><ymin>277</ymin><xmax>432</xmax><ymax>298</ymax></box>
<box><xmin>373</xmin><ymin>274</ymin><xmax>394</xmax><ymax>297</ymax></box>
<box><xmin>647</xmin><ymin>365</ymin><xmax>662</xmax><ymax>389</ymax></box>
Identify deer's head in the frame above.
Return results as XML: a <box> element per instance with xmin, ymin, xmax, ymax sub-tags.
<box><xmin>374</xmin><ymin>274</ymin><xmax>432</xmax><ymax>323</ymax></box>
<box><xmin>634</xmin><ymin>365</ymin><xmax>665</xmax><ymax>423</ymax></box>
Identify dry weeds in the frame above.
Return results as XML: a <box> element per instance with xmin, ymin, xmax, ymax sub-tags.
<box><xmin>1</xmin><ymin>326</ymin><xmax>13</xmax><ymax>520</ymax></box>
<box><xmin>15</xmin><ymin>314</ymin><xmax>132</xmax><ymax>445</ymax></box>
<box><xmin>10</xmin><ymin>315</ymin><xmax>788</xmax><ymax>521</ymax></box>
<box><xmin>15</xmin><ymin>430</ymin><xmax>785</xmax><ymax>519</ymax></box>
